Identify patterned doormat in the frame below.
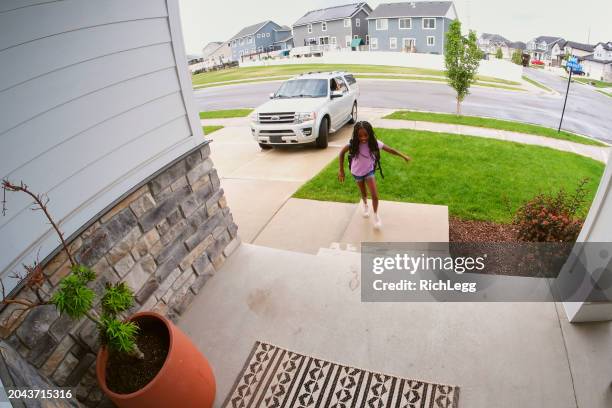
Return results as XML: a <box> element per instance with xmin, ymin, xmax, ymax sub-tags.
<box><xmin>223</xmin><ymin>341</ymin><xmax>460</xmax><ymax>408</ymax></box>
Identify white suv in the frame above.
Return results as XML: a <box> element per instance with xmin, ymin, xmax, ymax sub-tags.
<box><xmin>250</xmin><ymin>72</ymin><xmax>359</xmax><ymax>149</ymax></box>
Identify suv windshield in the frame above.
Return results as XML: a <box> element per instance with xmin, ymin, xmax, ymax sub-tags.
<box><xmin>274</xmin><ymin>79</ymin><xmax>328</xmax><ymax>98</ymax></box>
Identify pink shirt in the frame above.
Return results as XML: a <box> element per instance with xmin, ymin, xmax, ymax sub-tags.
<box><xmin>350</xmin><ymin>141</ymin><xmax>384</xmax><ymax>176</ymax></box>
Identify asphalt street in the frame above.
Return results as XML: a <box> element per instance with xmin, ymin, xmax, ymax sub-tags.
<box><xmin>194</xmin><ymin>67</ymin><xmax>612</xmax><ymax>142</ymax></box>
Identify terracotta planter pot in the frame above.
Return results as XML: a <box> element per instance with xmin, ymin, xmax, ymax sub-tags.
<box><xmin>96</xmin><ymin>311</ymin><xmax>216</xmax><ymax>408</ymax></box>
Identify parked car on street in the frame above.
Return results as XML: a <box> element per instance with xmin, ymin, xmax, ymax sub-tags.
<box><xmin>249</xmin><ymin>72</ymin><xmax>360</xmax><ymax>149</ymax></box>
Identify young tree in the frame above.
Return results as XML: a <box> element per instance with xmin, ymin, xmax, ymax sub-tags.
<box><xmin>511</xmin><ymin>49</ymin><xmax>522</xmax><ymax>65</ymax></box>
<box><xmin>496</xmin><ymin>47</ymin><xmax>503</xmax><ymax>59</ymax></box>
<box><xmin>444</xmin><ymin>20</ymin><xmax>481</xmax><ymax>115</ymax></box>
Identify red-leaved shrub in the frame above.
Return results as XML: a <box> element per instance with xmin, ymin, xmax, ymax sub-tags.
<box><xmin>513</xmin><ymin>179</ymin><xmax>589</xmax><ymax>242</ymax></box>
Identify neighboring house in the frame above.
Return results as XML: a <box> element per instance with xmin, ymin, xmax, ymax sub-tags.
<box><xmin>526</xmin><ymin>36</ymin><xmax>564</xmax><ymax>65</ymax></box>
<box><xmin>292</xmin><ymin>2</ymin><xmax>372</xmax><ymax>49</ymax></box>
<box><xmin>186</xmin><ymin>53</ymin><xmax>204</xmax><ymax>73</ymax></box>
<box><xmin>202</xmin><ymin>41</ymin><xmax>232</xmax><ymax>68</ymax></box>
<box><xmin>580</xmin><ymin>41</ymin><xmax>612</xmax><ymax>81</ymax></box>
<box><xmin>228</xmin><ymin>21</ymin><xmax>294</xmax><ymax>61</ymax></box>
<box><xmin>478</xmin><ymin>33</ymin><xmax>512</xmax><ymax>59</ymax></box>
<box><xmin>366</xmin><ymin>1</ymin><xmax>458</xmax><ymax>54</ymax></box>
<box><xmin>562</xmin><ymin>41</ymin><xmax>595</xmax><ymax>58</ymax></box>
<box><xmin>509</xmin><ymin>41</ymin><xmax>526</xmax><ymax>56</ymax></box>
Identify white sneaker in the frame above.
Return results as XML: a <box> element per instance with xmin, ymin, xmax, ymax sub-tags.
<box><xmin>361</xmin><ymin>201</ymin><xmax>369</xmax><ymax>218</ymax></box>
<box><xmin>373</xmin><ymin>214</ymin><xmax>382</xmax><ymax>229</ymax></box>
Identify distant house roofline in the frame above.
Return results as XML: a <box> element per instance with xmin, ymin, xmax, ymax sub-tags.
<box><xmin>293</xmin><ymin>2</ymin><xmax>371</xmax><ymax>27</ymax></box>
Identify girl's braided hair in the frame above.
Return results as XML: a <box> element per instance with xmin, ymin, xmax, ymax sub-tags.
<box><xmin>349</xmin><ymin>121</ymin><xmax>380</xmax><ymax>161</ymax></box>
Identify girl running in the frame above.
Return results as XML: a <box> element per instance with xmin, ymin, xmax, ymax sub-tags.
<box><xmin>338</xmin><ymin>121</ymin><xmax>411</xmax><ymax>229</ymax></box>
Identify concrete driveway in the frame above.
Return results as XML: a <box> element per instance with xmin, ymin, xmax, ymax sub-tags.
<box><xmin>194</xmin><ymin>70</ymin><xmax>612</xmax><ymax>142</ymax></box>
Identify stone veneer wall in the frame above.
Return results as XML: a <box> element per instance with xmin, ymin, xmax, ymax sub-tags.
<box><xmin>0</xmin><ymin>141</ymin><xmax>239</xmax><ymax>407</ymax></box>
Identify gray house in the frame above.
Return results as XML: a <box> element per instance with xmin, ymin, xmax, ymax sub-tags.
<box><xmin>292</xmin><ymin>3</ymin><xmax>372</xmax><ymax>49</ymax></box>
<box><xmin>366</xmin><ymin>1</ymin><xmax>458</xmax><ymax>54</ymax></box>
<box><xmin>526</xmin><ymin>36</ymin><xmax>564</xmax><ymax>65</ymax></box>
<box><xmin>228</xmin><ymin>21</ymin><xmax>293</xmax><ymax>61</ymax></box>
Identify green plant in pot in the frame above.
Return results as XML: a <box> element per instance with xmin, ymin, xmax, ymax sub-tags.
<box><xmin>1</xmin><ymin>180</ymin><xmax>215</xmax><ymax>408</ymax></box>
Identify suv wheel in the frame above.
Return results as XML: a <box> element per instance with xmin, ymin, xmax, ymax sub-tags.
<box><xmin>349</xmin><ymin>103</ymin><xmax>358</xmax><ymax>124</ymax></box>
<box><xmin>258</xmin><ymin>143</ymin><xmax>273</xmax><ymax>150</ymax></box>
<box><xmin>315</xmin><ymin>117</ymin><xmax>329</xmax><ymax>149</ymax></box>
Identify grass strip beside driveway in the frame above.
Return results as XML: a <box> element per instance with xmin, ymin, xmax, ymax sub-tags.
<box><xmin>293</xmin><ymin>129</ymin><xmax>603</xmax><ymax>223</ymax></box>
<box><xmin>573</xmin><ymin>77</ymin><xmax>612</xmax><ymax>88</ymax></box>
<box><xmin>385</xmin><ymin>110</ymin><xmax>605</xmax><ymax>146</ymax></box>
<box><xmin>203</xmin><ymin>125</ymin><xmax>223</xmax><ymax>134</ymax></box>
<box><xmin>596</xmin><ymin>89</ymin><xmax>612</xmax><ymax>98</ymax></box>
<box><xmin>199</xmin><ymin>109</ymin><xmax>252</xmax><ymax>119</ymax></box>
<box><xmin>522</xmin><ymin>75</ymin><xmax>553</xmax><ymax>92</ymax></box>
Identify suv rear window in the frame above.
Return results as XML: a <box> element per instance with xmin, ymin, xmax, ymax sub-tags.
<box><xmin>344</xmin><ymin>74</ymin><xmax>357</xmax><ymax>85</ymax></box>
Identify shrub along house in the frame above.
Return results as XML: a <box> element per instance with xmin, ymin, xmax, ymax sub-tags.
<box><xmin>366</xmin><ymin>1</ymin><xmax>458</xmax><ymax>54</ymax></box>
<box><xmin>0</xmin><ymin>0</ymin><xmax>237</xmax><ymax>405</ymax></box>
<box><xmin>292</xmin><ymin>2</ymin><xmax>372</xmax><ymax>49</ymax></box>
<box><xmin>228</xmin><ymin>20</ymin><xmax>293</xmax><ymax>61</ymax></box>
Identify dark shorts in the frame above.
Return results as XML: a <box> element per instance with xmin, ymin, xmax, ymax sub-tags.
<box><xmin>352</xmin><ymin>170</ymin><xmax>375</xmax><ymax>181</ymax></box>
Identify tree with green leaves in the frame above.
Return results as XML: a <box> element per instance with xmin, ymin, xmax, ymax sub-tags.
<box><xmin>444</xmin><ymin>20</ymin><xmax>481</xmax><ymax>115</ymax></box>
<box><xmin>496</xmin><ymin>47</ymin><xmax>503</xmax><ymax>59</ymax></box>
<box><xmin>1</xmin><ymin>180</ymin><xmax>143</xmax><ymax>359</ymax></box>
<box><xmin>511</xmin><ymin>49</ymin><xmax>522</xmax><ymax>65</ymax></box>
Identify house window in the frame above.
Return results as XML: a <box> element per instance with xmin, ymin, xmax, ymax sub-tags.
<box><xmin>370</xmin><ymin>37</ymin><xmax>378</xmax><ymax>50</ymax></box>
<box><xmin>322</xmin><ymin>22</ymin><xmax>327</xmax><ymax>31</ymax></box>
<box><xmin>423</xmin><ymin>18</ymin><xmax>436</xmax><ymax>29</ymax></box>
<box><xmin>239</xmin><ymin>38</ymin><xmax>244</xmax><ymax>45</ymax></box>
<box><xmin>427</xmin><ymin>36</ymin><xmax>435</xmax><ymax>46</ymax></box>
<box><xmin>330</xmin><ymin>36</ymin><xmax>337</xmax><ymax>45</ymax></box>
<box><xmin>376</xmin><ymin>19</ymin><xmax>388</xmax><ymax>30</ymax></box>
<box><xmin>266</xmin><ymin>33</ymin><xmax>270</xmax><ymax>38</ymax></box>
<box><xmin>307</xmin><ymin>24</ymin><xmax>312</xmax><ymax>34</ymax></box>
<box><xmin>399</xmin><ymin>18</ymin><xmax>412</xmax><ymax>29</ymax></box>
<box><xmin>345</xmin><ymin>35</ymin><xmax>352</xmax><ymax>47</ymax></box>
<box><xmin>390</xmin><ymin>37</ymin><xmax>397</xmax><ymax>49</ymax></box>
<box><xmin>354</xmin><ymin>35</ymin><xmax>359</xmax><ymax>39</ymax></box>
<box><xmin>319</xmin><ymin>36</ymin><xmax>329</xmax><ymax>45</ymax></box>
<box><xmin>356</xmin><ymin>18</ymin><xmax>360</xmax><ymax>27</ymax></box>
<box><xmin>402</xmin><ymin>38</ymin><xmax>415</xmax><ymax>51</ymax></box>
<box><xmin>366</xmin><ymin>35</ymin><xmax>369</xmax><ymax>45</ymax></box>
<box><xmin>257</xmin><ymin>34</ymin><xmax>261</xmax><ymax>38</ymax></box>
<box><xmin>344</xmin><ymin>18</ymin><xmax>351</xmax><ymax>28</ymax></box>
<box><xmin>247</xmin><ymin>36</ymin><xmax>253</xmax><ymax>44</ymax></box>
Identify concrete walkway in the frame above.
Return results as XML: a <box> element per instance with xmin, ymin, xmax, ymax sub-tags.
<box><xmin>253</xmin><ymin>198</ymin><xmax>448</xmax><ymax>254</ymax></box>
<box><xmin>179</xmin><ymin>243</ymin><xmax>612</xmax><ymax>408</ymax></box>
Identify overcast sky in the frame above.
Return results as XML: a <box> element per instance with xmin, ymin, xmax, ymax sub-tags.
<box><xmin>178</xmin><ymin>0</ymin><xmax>612</xmax><ymax>54</ymax></box>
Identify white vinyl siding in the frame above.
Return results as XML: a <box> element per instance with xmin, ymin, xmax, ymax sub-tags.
<box><xmin>0</xmin><ymin>0</ymin><xmax>202</xmax><ymax>290</ymax></box>
<box><xmin>370</xmin><ymin>37</ymin><xmax>378</xmax><ymax>50</ymax></box>
<box><xmin>389</xmin><ymin>37</ymin><xmax>397</xmax><ymax>49</ymax></box>
<box><xmin>399</xmin><ymin>18</ymin><xmax>412</xmax><ymax>29</ymax></box>
<box><xmin>423</xmin><ymin>18</ymin><xmax>436</xmax><ymax>29</ymax></box>
<box><xmin>376</xmin><ymin>19</ymin><xmax>388</xmax><ymax>30</ymax></box>
<box><xmin>427</xmin><ymin>36</ymin><xmax>435</xmax><ymax>46</ymax></box>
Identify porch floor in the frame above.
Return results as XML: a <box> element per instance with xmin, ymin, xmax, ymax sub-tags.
<box><xmin>179</xmin><ymin>243</ymin><xmax>612</xmax><ymax>408</ymax></box>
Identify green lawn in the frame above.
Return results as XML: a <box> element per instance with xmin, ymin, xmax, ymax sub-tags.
<box><xmin>293</xmin><ymin>129</ymin><xmax>604</xmax><ymax>223</ymax></box>
<box><xmin>522</xmin><ymin>75</ymin><xmax>553</xmax><ymax>92</ymax></box>
<box><xmin>384</xmin><ymin>110</ymin><xmax>606</xmax><ymax>146</ymax></box>
<box><xmin>573</xmin><ymin>77</ymin><xmax>612</xmax><ymax>88</ymax></box>
<box><xmin>191</xmin><ymin>64</ymin><xmax>520</xmax><ymax>87</ymax></box>
<box><xmin>596</xmin><ymin>89</ymin><xmax>612</xmax><ymax>98</ymax></box>
<box><xmin>199</xmin><ymin>109</ymin><xmax>252</xmax><ymax>119</ymax></box>
<box><xmin>203</xmin><ymin>125</ymin><xmax>223</xmax><ymax>134</ymax></box>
